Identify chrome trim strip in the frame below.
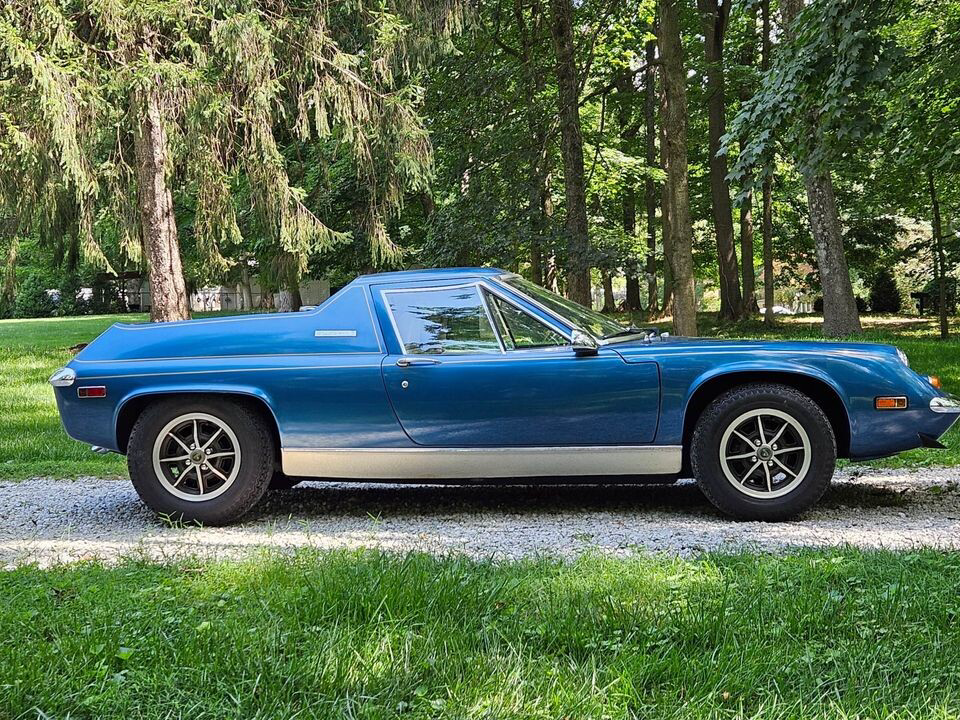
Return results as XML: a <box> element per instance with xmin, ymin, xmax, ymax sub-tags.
<box><xmin>281</xmin><ymin>445</ymin><xmax>682</xmax><ymax>479</ymax></box>
<box><xmin>83</xmin><ymin>363</ymin><xmax>382</xmax><ymax>380</ymax></box>
<box><xmin>930</xmin><ymin>396</ymin><xmax>960</xmax><ymax>414</ymax></box>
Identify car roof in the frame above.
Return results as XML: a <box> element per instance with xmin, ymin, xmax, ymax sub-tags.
<box><xmin>352</xmin><ymin>267</ymin><xmax>508</xmax><ymax>285</ymax></box>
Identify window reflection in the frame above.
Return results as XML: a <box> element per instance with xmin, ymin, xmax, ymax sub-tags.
<box><xmin>387</xmin><ymin>287</ymin><xmax>500</xmax><ymax>355</ymax></box>
<box><xmin>485</xmin><ymin>291</ymin><xmax>566</xmax><ymax>349</ymax></box>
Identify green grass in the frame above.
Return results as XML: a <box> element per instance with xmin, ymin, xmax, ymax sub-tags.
<box><xmin>1</xmin><ymin>312</ymin><xmax>958</xmax><ymax>480</ymax></box>
<box><xmin>2</xmin><ymin>549</ymin><xmax>960</xmax><ymax>718</ymax></box>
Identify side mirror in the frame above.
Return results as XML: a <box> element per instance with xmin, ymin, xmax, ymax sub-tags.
<box><xmin>571</xmin><ymin>329</ymin><xmax>599</xmax><ymax>356</ymax></box>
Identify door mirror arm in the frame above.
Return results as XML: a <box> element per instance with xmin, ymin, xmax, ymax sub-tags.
<box><xmin>571</xmin><ymin>329</ymin><xmax>600</xmax><ymax>356</ymax></box>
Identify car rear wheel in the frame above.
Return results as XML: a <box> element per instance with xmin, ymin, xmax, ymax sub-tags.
<box><xmin>691</xmin><ymin>383</ymin><xmax>835</xmax><ymax>520</ymax></box>
<box><xmin>127</xmin><ymin>397</ymin><xmax>274</xmax><ymax>525</ymax></box>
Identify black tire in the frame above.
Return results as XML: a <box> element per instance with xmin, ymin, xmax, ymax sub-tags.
<box><xmin>268</xmin><ymin>472</ymin><xmax>303</xmax><ymax>491</ymax></box>
<box><xmin>127</xmin><ymin>397</ymin><xmax>275</xmax><ymax>525</ymax></box>
<box><xmin>691</xmin><ymin>383</ymin><xmax>835</xmax><ymax>521</ymax></box>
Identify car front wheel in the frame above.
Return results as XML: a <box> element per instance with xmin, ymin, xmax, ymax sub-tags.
<box><xmin>127</xmin><ymin>397</ymin><xmax>274</xmax><ymax>525</ymax></box>
<box><xmin>691</xmin><ymin>383</ymin><xmax>836</xmax><ymax>520</ymax></box>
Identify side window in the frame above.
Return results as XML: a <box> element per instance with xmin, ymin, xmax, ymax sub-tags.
<box><xmin>386</xmin><ymin>286</ymin><xmax>501</xmax><ymax>355</ymax></box>
<box><xmin>484</xmin><ymin>290</ymin><xmax>567</xmax><ymax>350</ymax></box>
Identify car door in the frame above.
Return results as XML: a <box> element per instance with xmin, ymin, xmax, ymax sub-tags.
<box><xmin>378</xmin><ymin>281</ymin><xmax>660</xmax><ymax>447</ymax></box>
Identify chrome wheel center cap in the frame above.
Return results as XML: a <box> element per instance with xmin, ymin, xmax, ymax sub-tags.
<box><xmin>190</xmin><ymin>450</ymin><xmax>205</xmax><ymax>464</ymax></box>
<box><xmin>757</xmin><ymin>446</ymin><xmax>773</xmax><ymax>461</ymax></box>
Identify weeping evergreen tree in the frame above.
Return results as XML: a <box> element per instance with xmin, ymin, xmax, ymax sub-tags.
<box><xmin>0</xmin><ymin>0</ymin><xmax>466</xmax><ymax>321</ymax></box>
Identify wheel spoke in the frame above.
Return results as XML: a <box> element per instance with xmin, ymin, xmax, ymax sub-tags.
<box><xmin>201</xmin><ymin>428</ymin><xmax>223</xmax><ymax>451</ymax></box>
<box><xmin>757</xmin><ymin>416</ymin><xmax>767</xmax><ymax>444</ymax></box>
<box><xmin>773</xmin><ymin>457</ymin><xmax>797</xmax><ymax>478</ymax></box>
<box><xmin>205</xmin><ymin>463</ymin><xmax>227</xmax><ymax>481</ymax></box>
<box><xmin>763</xmin><ymin>462</ymin><xmax>772</xmax><ymax>492</ymax></box>
<box><xmin>768</xmin><ymin>421</ymin><xmax>789</xmax><ymax>447</ymax></box>
<box><xmin>160</xmin><ymin>454</ymin><xmax>190</xmax><ymax>463</ymax></box>
<box><xmin>726</xmin><ymin>450</ymin><xmax>757</xmax><ymax>461</ymax></box>
<box><xmin>773</xmin><ymin>446</ymin><xmax>804</xmax><ymax>455</ymax></box>
<box><xmin>740</xmin><ymin>460</ymin><xmax>761</xmax><ymax>484</ymax></box>
<box><xmin>193</xmin><ymin>419</ymin><xmax>200</xmax><ymax>448</ymax></box>
<box><xmin>195</xmin><ymin>465</ymin><xmax>205</xmax><ymax>494</ymax></box>
<box><xmin>205</xmin><ymin>451</ymin><xmax>235</xmax><ymax>459</ymax></box>
<box><xmin>168</xmin><ymin>433</ymin><xmax>191</xmax><ymax>453</ymax></box>
<box><xmin>733</xmin><ymin>430</ymin><xmax>754</xmax><ymax>447</ymax></box>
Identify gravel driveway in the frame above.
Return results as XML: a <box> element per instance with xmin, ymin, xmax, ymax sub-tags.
<box><xmin>1</xmin><ymin>467</ymin><xmax>959</xmax><ymax>566</ymax></box>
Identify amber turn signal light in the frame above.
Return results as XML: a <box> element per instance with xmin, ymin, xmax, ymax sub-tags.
<box><xmin>875</xmin><ymin>396</ymin><xmax>907</xmax><ymax>410</ymax></box>
<box><xmin>928</xmin><ymin>376</ymin><xmax>942</xmax><ymax>389</ymax></box>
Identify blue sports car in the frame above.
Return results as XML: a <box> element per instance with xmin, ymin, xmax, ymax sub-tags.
<box><xmin>51</xmin><ymin>268</ymin><xmax>960</xmax><ymax>524</ymax></box>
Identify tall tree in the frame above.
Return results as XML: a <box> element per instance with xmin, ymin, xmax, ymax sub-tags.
<box><xmin>549</xmin><ymin>0</ymin><xmax>592</xmax><ymax>306</ymax></box>
<box><xmin>737</xmin><ymin>2</ymin><xmax>760</xmax><ymax>315</ymax></box>
<box><xmin>781</xmin><ymin>0</ymin><xmax>860</xmax><ymax>336</ymax></box>
<box><xmin>729</xmin><ymin>0</ymin><xmax>865</xmax><ymax>336</ymax></box>
<box><xmin>698</xmin><ymin>0</ymin><xmax>743</xmax><ymax>321</ymax></box>
<box><xmin>0</xmin><ymin>0</ymin><xmax>466</xmax><ymax>321</ymax></box>
<box><xmin>928</xmin><ymin>173</ymin><xmax>949</xmax><ymax>340</ymax></box>
<box><xmin>658</xmin><ymin>0</ymin><xmax>698</xmax><ymax>336</ymax></box>
<box><xmin>760</xmin><ymin>0</ymin><xmax>775</xmax><ymax>327</ymax></box>
<box><xmin>643</xmin><ymin>37</ymin><xmax>660</xmax><ymax>313</ymax></box>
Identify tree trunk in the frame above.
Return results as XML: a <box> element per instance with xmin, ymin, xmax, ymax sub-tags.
<box><xmin>239</xmin><ymin>264</ymin><xmax>254</xmax><ymax>310</ymax></box>
<box><xmin>738</xmin><ymin>4</ymin><xmax>759</xmax><ymax>315</ymax></box>
<box><xmin>644</xmin><ymin>37</ymin><xmax>659</xmax><ymax>314</ymax></box>
<box><xmin>658</xmin><ymin>0</ymin><xmax>697</xmax><ymax>336</ymax></box>
<box><xmin>698</xmin><ymin>0</ymin><xmax>742</xmax><ymax>321</ymax></box>
<box><xmin>616</xmin><ymin>71</ymin><xmax>642</xmax><ymax>312</ymax></box>
<box><xmin>781</xmin><ymin>0</ymin><xmax>860</xmax><ymax>337</ymax></box>
<box><xmin>762</xmin><ymin>175</ymin><xmax>775</xmax><ymax>326</ymax></box>
<box><xmin>761</xmin><ymin>0</ymin><xmax>775</xmax><ymax>327</ymax></box>
<box><xmin>623</xmin><ymin>183</ymin><xmax>642</xmax><ymax>310</ymax></box>
<box><xmin>131</xmin><ymin>82</ymin><xmax>190</xmax><ymax>324</ymax></box>
<box><xmin>1</xmin><ymin>236</ymin><xmax>17</xmax><ymax>309</ymax></box>
<box><xmin>929</xmin><ymin>172</ymin><xmax>949</xmax><ymax>340</ymax></box>
<box><xmin>549</xmin><ymin>0</ymin><xmax>591</xmax><ymax>306</ymax></box>
<box><xmin>659</xmin><ymin>76</ymin><xmax>674</xmax><ymax>319</ymax></box>
<box><xmin>601</xmin><ymin>272</ymin><xmax>615</xmax><ymax>312</ymax></box>
<box><xmin>519</xmin><ymin>0</ymin><xmax>550</xmax><ymax>287</ymax></box>
<box><xmin>804</xmin><ymin>171</ymin><xmax>861</xmax><ymax>336</ymax></box>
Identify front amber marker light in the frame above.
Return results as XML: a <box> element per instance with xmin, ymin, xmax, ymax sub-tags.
<box><xmin>928</xmin><ymin>376</ymin><xmax>942</xmax><ymax>389</ymax></box>
<box><xmin>875</xmin><ymin>396</ymin><xmax>908</xmax><ymax>410</ymax></box>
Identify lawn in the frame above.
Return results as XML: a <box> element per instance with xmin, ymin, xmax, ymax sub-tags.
<box><xmin>2</xmin><ymin>312</ymin><xmax>959</xmax><ymax>480</ymax></box>
<box><xmin>2</xmin><ymin>548</ymin><xmax>959</xmax><ymax>719</ymax></box>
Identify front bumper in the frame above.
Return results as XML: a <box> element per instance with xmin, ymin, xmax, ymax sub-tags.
<box><xmin>930</xmin><ymin>395</ymin><xmax>960</xmax><ymax>414</ymax></box>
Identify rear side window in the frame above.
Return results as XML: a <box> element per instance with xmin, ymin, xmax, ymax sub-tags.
<box><xmin>385</xmin><ymin>286</ymin><xmax>501</xmax><ymax>355</ymax></box>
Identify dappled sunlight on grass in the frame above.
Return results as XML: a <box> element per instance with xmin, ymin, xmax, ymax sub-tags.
<box><xmin>2</xmin><ymin>549</ymin><xmax>960</xmax><ymax>717</ymax></box>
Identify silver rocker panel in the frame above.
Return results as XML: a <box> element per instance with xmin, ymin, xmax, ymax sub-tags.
<box><xmin>281</xmin><ymin>445</ymin><xmax>682</xmax><ymax>479</ymax></box>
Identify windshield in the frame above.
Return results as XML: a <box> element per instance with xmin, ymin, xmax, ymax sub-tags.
<box><xmin>500</xmin><ymin>275</ymin><xmax>625</xmax><ymax>339</ymax></box>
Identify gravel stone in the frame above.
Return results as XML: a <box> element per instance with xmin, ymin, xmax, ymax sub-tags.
<box><xmin>1</xmin><ymin>467</ymin><xmax>959</xmax><ymax>567</ymax></box>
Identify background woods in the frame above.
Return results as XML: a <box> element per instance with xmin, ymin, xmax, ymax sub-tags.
<box><xmin>1</xmin><ymin>0</ymin><xmax>958</xmax><ymax>338</ymax></box>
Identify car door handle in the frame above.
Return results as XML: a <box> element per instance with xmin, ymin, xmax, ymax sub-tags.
<box><xmin>395</xmin><ymin>357</ymin><xmax>441</xmax><ymax>367</ymax></box>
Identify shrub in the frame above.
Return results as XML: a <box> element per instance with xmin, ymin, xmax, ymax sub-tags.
<box><xmin>13</xmin><ymin>274</ymin><xmax>56</xmax><ymax>318</ymax></box>
<box><xmin>869</xmin><ymin>269</ymin><xmax>901</xmax><ymax>313</ymax></box>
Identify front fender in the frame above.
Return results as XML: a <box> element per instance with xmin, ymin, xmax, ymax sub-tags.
<box><xmin>686</xmin><ymin>360</ymin><xmax>850</xmax><ymax>414</ymax></box>
<box><xmin>655</xmin><ymin>358</ymin><xmax>853</xmax><ymax>449</ymax></box>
